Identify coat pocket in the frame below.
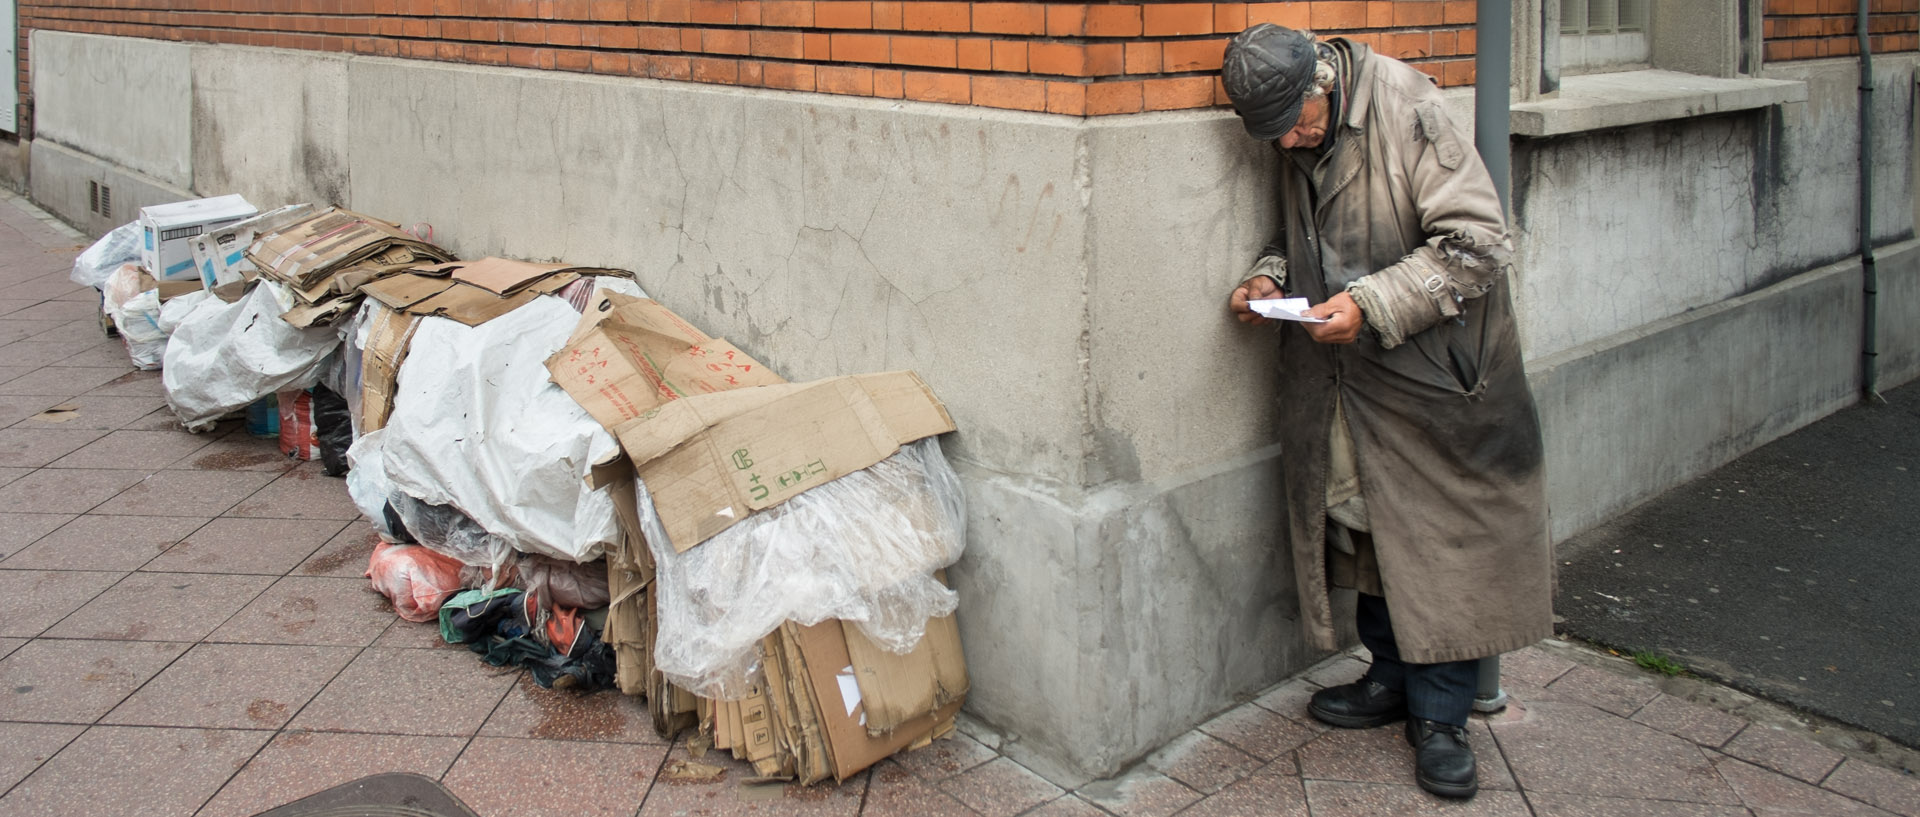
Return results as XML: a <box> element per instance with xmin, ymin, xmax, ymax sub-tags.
<box><xmin>1447</xmin><ymin>341</ymin><xmax>1482</xmax><ymax>394</ymax></box>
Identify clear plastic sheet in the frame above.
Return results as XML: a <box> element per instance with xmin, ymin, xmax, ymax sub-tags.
<box><xmin>71</xmin><ymin>222</ymin><xmax>140</xmax><ymax>288</ymax></box>
<box><xmin>162</xmin><ymin>280</ymin><xmax>343</xmax><ymax>429</ymax></box>
<box><xmin>641</xmin><ymin>437</ymin><xmax>967</xmax><ymax>699</ymax></box>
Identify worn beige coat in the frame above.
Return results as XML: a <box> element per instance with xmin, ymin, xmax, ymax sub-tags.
<box><xmin>1263</xmin><ymin>41</ymin><xmax>1553</xmax><ymax>664</ymax></box>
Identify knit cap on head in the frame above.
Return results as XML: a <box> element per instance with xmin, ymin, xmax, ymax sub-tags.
<box><xmin>1222</xmin><ymin>24</ymin><xmax>1318</xmax><ymax>141</ymax></box>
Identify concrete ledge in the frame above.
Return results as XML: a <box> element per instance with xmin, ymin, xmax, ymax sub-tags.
<box><xmin>1512</xmin><ymin>69</ymin><xmax>1807</xmax><ymax>137</ymax></box>
<box><xmin>29</xmin><ymin>139</ymin><xmax>194</xmax><ymax>237</ymax></box>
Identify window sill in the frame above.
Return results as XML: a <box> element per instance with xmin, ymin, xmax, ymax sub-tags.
<box><xmin>1510</xmin><ymin>69</ymin><xmax>1808</xmax><ymax>137</ymax></box>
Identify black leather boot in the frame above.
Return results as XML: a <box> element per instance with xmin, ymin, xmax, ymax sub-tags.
<box><xmin>1306</xmin><ymin>678</ymin><xmax>1407</xmax><ymax>728</ymax></box>
<box><xmin>1404</xmin><ymin>719</ymin><xmax>1477</xmax><ymax>798</ymax></box>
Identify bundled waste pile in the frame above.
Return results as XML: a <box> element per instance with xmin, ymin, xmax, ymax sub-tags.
<box><xmin>68</xmin><ymin>194</ymin><xmax>972</xmax><ymax>784</ymax></box>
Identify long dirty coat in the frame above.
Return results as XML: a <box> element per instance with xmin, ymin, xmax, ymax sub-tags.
<box><xmin>1264</xmin><ymin>41</ymin><xmax>1553</xmax><ymax>665</ymax></box>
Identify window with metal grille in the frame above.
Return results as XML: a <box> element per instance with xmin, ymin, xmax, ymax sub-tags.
<box><xmin>1560</xmin><ymin>0</ymin><xmax>1651</xmax><ymax>73</ymax></box>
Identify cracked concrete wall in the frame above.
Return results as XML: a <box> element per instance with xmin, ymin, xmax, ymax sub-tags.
<box><xmin>191</xmin><ymin>46</ymin><xmax>350</xmax><ymax>213</ymax></box>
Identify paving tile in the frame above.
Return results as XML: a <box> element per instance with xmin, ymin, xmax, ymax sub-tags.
<box><xmin>1144</xmin><ymin>730</ymin><xmax>1263</xmax><ymax>795</ymax></box>
<box><xmin>45</xmin><ymin>571</ymin><xmax>273</xmax><ymax>641</ymax></box>
<box><xmin>1302</xmin><ymin>655</ymin><xmax>1371</xmax><ymax>688</ymax></box>
<box><xmin>0</xmin><ymin>366</ymin><xmax>31</xmax><ymax>386</ymax></box>
<box><xmin>82</xmin><ymin>369</ymin><xmax>167</xmax><ymax>397</ymax></box>
<box><xmin>1720</xmin><ymin>725</ymin><xmax>1846</xmax><ymax>785</ymax></box>
<box><xmin>0</xmin><ymin>725</ymin><xmax>270</xmax><ymax>817</ymax></box>
<box><xmin>0</xmin><ymin>426</ymin><xmax>109</xmax><ymax>467</ymax></box>
<box><xmin>1195</xmin><ymin>701</ymin><xmax>1321</xmax><ymax>762</ymax></box>
<box><xmin>90</xmin><ymin>468</ymin><xmax>276</xmax><ymax>517</ymax></box>
<box><xmin>0</xmin><ymin>318</ymin><xmax>65</xmax><ymax>345</ymax></box>
<box><xmin>1502</xmin><ymin>644</ymin><xmax>1578</xmax><ymax>687</ymax></box>
<box><xmin>0</xmin><ymin>467</ymin><xmax>147</xmax><ymax>513</ymax></box>
<box><xmin>208</xmin><ymin>575</ymin><xmax>398</xmax><ymax>646</ymax></box>
<box><xmin>225</xmin><ymin>460</ymin><xmax>361</xmax><ymax>520</ymax></box>
<box><xmin>1</xmin><ymin>514</ymin><xmax>207</xmax><ymax>572</ymax></box>
<box><xmin>939</xmin><ymin>757</ymin><xmax>1063</xmax><ymax>817</ymax></box>
<box><xmin>0</xmin><ymin>722</ymin><xmax>83</xmax><ymax>793</ymax></box>
<box><xmin>1074</xmin><ymin>768</ymin><xmax>1201</xmax><ymax>817</ymax></box>
<box><xmin>1168</xmin><ymin>770</ymin><xmax>1310</xmax><ymax>817</ymax></box>
<box><xmin>0</xmin><ymin>339</ymin><xmax>104</xmax><ymax>369</ymax></box>
<box><xmin>52</xmin><ymin>339</ymin><xmax>140</xmax><ymax>368</ymax></box>
<box><xmin>3</xmin><ymin>299</ymin><xmax>105</xmax><ymax>322</ymax></box>
<box><xmin>1711</xmin><ymin>753</ymin><xmax>1897</xmax><ymax>816</ymax></box>
<box><xmin>0</xmin><ymin>466</ymin><xmax>24</xmax><ymax>487</ymax></box>
<box><xmin>481</xmin><ymin>673</ymin><xmax>670</xmax><ymax>743</ymax></box>
<box><xmin>290</xmin><ymin>647</ymin><xmax>519</xmax><ymax>736</ymax></box>
<box><xmin>443</xmin><ymin>736</ymin><xmax>668</xmax><ymax>817</ymax></box>
<box><xmin>0</xmin><ymin>639</ymin><xmax>191</xmax><ymax>723</ymax></box>
<box><xmin>636</xmin><ymin>738</ymin><xmax>867</xmax><ymax>816</ymax></box>
<box><xmin>1542</xmin><ymin>664</ymin><xmax>1662</xmax><ymax>717</ymax></box>
<box><xmin>862</xmin><ymin>761</ymin><xmax>981</xmax><ymax>816</ymax></box>
<box><xmin>16</xmin><ymin>320</ymin><xmax>113</xmax><ymax>347</ymax></box>
<box><xmin>0</xmin><ymin>276</ymin><xmax>89</xmax><ymax>302</ymax></box>
<box><xmin>193</xmin><ymin>731</ymin><xmax>470</xmax><ymax>817</ymax></box>
<box><xmin>5</xmin><ymin>394</ymin><xmax>166</xmax><ymax>431</ymax></box>
<box><xmin>1293</xmin><ymin>719</ymin><xmax>1516</xmax><ymax>792</ymax></box>
<box><xmin>1017</xmin><ymin>795</ymin><xmax>1107</xmax><ymax>817</ymax></box>
<box><xmin>143</xmin><ymin>517</ymin><xmax>346</xmax><ymax>575</ymax></box>
<box><xmin>0</xmin><ymin>366</ymin><xmax>133</xmax><ymax>398</ymax></box>
<box><xmin>1630</xmin><ymin>693</ymin><xmax>1750</xmax><ymax>748</ymax></box>
<box><xmin>1300</xmin><ymin>779</ymin><xmax>1532</xmax><ymax>816</ymax></box>
<box><xmin>0</xmin><ymin>511</ymin><xmax>74</xmax><ymax>560</ymax></box>
<box><xmin>175</xmin><ymin>430</ymin><xmax>300</xmax><ymax>472</ymax></box>
<box><xmin>1526</xmin><ymin>792</ymin><xmax>1756</xmax><ymax>816</ymax></box>
<box><xmin>100</xmin><ymin>642</ymin><xmax>358</xmax><ymax>729</ymax></box>
<box><xmin>1492</xmin><ymin>700</ymin><xmax>1740</xmax><ymax>804</ymax></box>
<box><xmin>296</xmin><ymin>519</ymin><xmax>383</xmax><ymax>578</ymax></box>
<box><xmin>47</xmin><ymin>429</ymin><xmax>214</xmax><ymax>471</ymax></box>
<box><xmin>887</xmin><ymin>730</ymin><xmax>1001</xmax><ymax>783</ymax></box>
<box><xmin>0</xmin><ymin>638</ymin><xmax>23</xmax><ymax>660</ymax></box>
<box><xmin>0</xmin><ymin>298</ymin><xmax>33</xmax><ymax>317</ymax></box>
<box><xmin>374</xmin><ymin>616</ymin><xmax>464</xmax><ymax>650</ymax></box>
<box><xmin>0</xmin><ymin>569</ymin><xmax>127</xmax><ymax>637</ymax></box>
<box><xmin>1251</xmin><ymin>676</ymin><xmax>1322</xmax><ymax>723</ymax></box>
<box><xmin>0</xmin><ymin>394</ymin><xmax>64</xmax><ymax>427</ymax></box>
<box><xmin>1820</xmin><ymin>758</ymin><xmax>1920</xmax><ymax>817</ymax></box>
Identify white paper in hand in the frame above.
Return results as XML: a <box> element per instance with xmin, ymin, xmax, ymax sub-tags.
<box><xmin>1249</xmin><ymin>297</ymin><xmax>1329</xmax><ymax>323</ymax></box>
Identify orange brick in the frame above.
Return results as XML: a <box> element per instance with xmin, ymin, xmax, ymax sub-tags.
<box><xmin>904</xmin><ymin>69</ymin><xmax>970</xmax><ymax>103</ymax></box>
<box><xmin>1047</xmin><ymin>81</ymin><xmax>1087</xmax><ymax>115</ymax></box>
<box><xmin>1383</xmin><ymin>30</ymin><xmax>1430</xmax><ymax>59</ymax></box>
<box><xmin>1394</xmin><ymin>1</ymin><xmax>1442</xmax><ymax>26</ymax></box>
<box><xmin>1310</xmin><ymin>1</ymin><xmax>1365</xmax><ymax>29</ymax></box>
<box><xmin>816</xmin><ymin>0</ymin><xmax>872</xmax><ymax>27</ymax></box>
<box><xmin>873</xmin><ymin>0</ymin><xmax>903</xmax><ymax>27</ymax></box>
<box><xmin>1143</xmin><ymin>2</ymin><xmax>1213</xmax><ymax>35</ymax></box>
<box><xmin>1086</xmin><ymin>79</ymin><xmax>1143</xmax><ymax>114</ymax></box>
<box><xmin>992</xmin><ymin>40</ymin><xmax>1029</xmax><ymax>71</ymax></box>
<box><xmin>691</xmin><ymin>55</ymin><xmax>739</xmax><ymax>82</ymax></box>
<box><xmin>1045</xmin><ymin>3</ymin><xmax>1085</xmax><ymax>36</ymax></box>
<box><xmin>751</xmin><ymin>29</ymin><xmax>804</xmax><ymax>57</ymax></box>
<box><xmin>1245</xmin><ymin>2</ymin><xmax>1310</xmax><ymax>29</ymax></box>
<box><xmin>1125</xmin><ymin>41</ymin><xmax>1162</xmax><ymax>73</ymax></box>
<box><xmin>761</xmin><ymin>1</ymin><xmax>814</xmax><ymax>26</ymax></box>
<box><xmin>763</xmin><ymin>62</ymin><xmax>817</xmax><ymax>90</ymax></box>
<box><xmin>958</xmin><ymin>37</ymin><xmax>991</xmax><ymax>69</ymax></box>
<box><xmin>1163</xmin><ymin>37</ymin><xmax>1225</xmax><ymax>71</ymax></box>
<box><xmin>558</xmin><ymin>0</ymin><xmax>593</xmax><ymax>19</ymax></box>
<box><xmin>1456</xmin><ymin>27</ymin><xmax>1475</xmax><ymax>55</ymax></box>
<box><xmin>590</xmin><ymin>0</ymin><xmax>627</xmax><ymax>19</ymax></box>
<box><xmin>818</xmin><ymin>64</ymin><xmax>875</xmax><ymax>94</ymax></box>
<box><xmin>1216</xmin><ymin>3</ymin><xmax>1248</xmax><ymax>33</ymax></box>
<box><xmin>1365</xmin><ymin>0</ymin><xmax>1392</xmax><ymax>27</ymax></box>
<box><xmin>1144</xmin><ymin>75</ymin><xmax>1213</xmax><ymax>110</ymax></box>
<box><xmin>874</xmin><ymin>68</ymin><xmax>905</xmax><ymax>97</ymax></box>
<box><xmin>738</xmin><ymin>1</ymin><xmax>762</xmax><ymax>24</ymax></box>
<box><xmin>740</xmin><ymin>60</ymin><xmax>766</xmax><ymax>84</ymax></box>
<box><xmin>972</xmin><ymin>75</ymin><xmax>1048</xmax><ymax>111</ymax></box>
<box><xmin>902</xmin><ymin>1</ymin><xmax>968</xmax><ymax>31</ymax></box>
<box><xmin>690</xmin><ymin>0</ymin><xmax>736</xmax><ymax>22</ymax></box>
<box><xmin>638</xmin><ymin>25</ymin><xmax>681</xmax><ymax>50</ymax></box>
<box><xmin>600</xmin><ymin>24</ymin><xmax>640</xmax><ymax>47</ymax></box>
<box><xmin>650</xmin><ymin>0</ymin><xmax>690</xmax><ymax>22</ymax></box>
<box><xmin>973</xmin><ymin>2</ymin><xmax>1044</xmax><ymax>35</ymax></box>
<box><xmin>681</xmin><ymin>28</ymin><xmax>703</xmax><ymax>49</ymax></box>
<box><xmin>804</xmin><ymin>31</ymin><xmax>831</xmax><ymax>57</ymax></box>
<box><xmin>591</xmin><ymin>51</ymin><xmax>629</xmax><ymax>71</ymax></box>
<box><xmin>547</xmin><ymin>22</ymin><xmax>584</xmax><ymax>44</ymax></box>
<box><xmin>1087</xmin><ymin>4</ymin><xmax>1143</xmax><ymax>36</ymax></box>
<box><xmin>892</xmin><ymin>34</ymin><xmax>958</xmax><ymax>66</ymax></box>
<box><xmin>1442</xmin><ymin>0</ymin><xmax>1474</xmax><ymax>24</ymax></box>
<box><xmin>1029</xmin><ymin>41</ymin><xmax>1088</xmax><ymax>75</ymax></box>
<box><xmin>831</xmin><ymin>31</ymin><xmax>889</xmax><ymax>60</ymax></box>
<box><xmin>704</xmin><ymin>27</ymin><xmax>749</xmax><ymax>53</ymax></box>
<box><xmin>1441</xmin><ymin>57</ymin><xmax>1473</xmax><ymax>85</ymax></box>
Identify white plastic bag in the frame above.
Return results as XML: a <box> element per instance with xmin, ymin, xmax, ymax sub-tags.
<box><xmin>375</xmin><ymin>279</ymin><xmax>644</xmax><ymax>564</ymax></box>
<box><xmin>100</xmin><ymin>265</ymin><xmax>213</xmax><ymax>370</ymax></box>
<box><xmin>643</xmin><ymin>437</ymin><xmax>967</xmax><ymax>699</ymax></box>
<box><xmin>71</xmin><ymin>222</ymin><xmax>140</xmax><ymax>288</ymax></box>
<box><xmin>162</xmin><ymin>280</ymin><xmax>342</xmax><ymax>428</ymax></box>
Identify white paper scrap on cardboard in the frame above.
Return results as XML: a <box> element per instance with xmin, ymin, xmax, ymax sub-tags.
<box><xmin>835</xmin><ymin>665</ymin><xmax>867</xmax><ymax>725</ymax></box>
<box><xmin>1249</xmin><ymin>297</ymin><xmax>1328</xmax><ymax>323</ymax></box>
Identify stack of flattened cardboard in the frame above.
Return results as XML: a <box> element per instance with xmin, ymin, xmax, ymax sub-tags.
<box><xmin>547</xmin><ymin>293</ymin><xmax>968</xmax><ymax>784</ymax></box>
<box><xmin>361</xmin><ymin>257</ymin><xmax>629</xmax><ymax>327</ymax></box>
<box><xmin>246</xmin><ymin>207</ymin><xmax>457</xmax><ymax>327</ymax></box>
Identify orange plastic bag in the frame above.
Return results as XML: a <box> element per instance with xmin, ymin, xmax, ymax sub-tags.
<box><xmin>366</xmin><ymin>542</ymin><xmax>465</xmax><ymax>622</ymax></box>
<box><xmin>278</xmin><ymin>389</ymin><xmax>319</xmax><ymax>461</ymax></box>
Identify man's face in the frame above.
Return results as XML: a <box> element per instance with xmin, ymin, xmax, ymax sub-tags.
<box><xmin>1275</xmin><ymin>94</ymin><xmax>1331</xmax><ymax>151</ymax></box>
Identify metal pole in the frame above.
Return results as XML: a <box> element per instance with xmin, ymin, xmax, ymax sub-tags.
<box><xmin>1857</xmin><ymin>0</ymin><xmax>1880</xmax><ymax>403</ymax></box>
<box><xmin>1472</xmin><ymin>0</ymin><xmax>1512</xmax><ymax>714</ymax></box>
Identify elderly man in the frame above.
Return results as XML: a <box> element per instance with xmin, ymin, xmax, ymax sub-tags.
<box><xmin>1221</xmin><ymin>24</ymin><xmax>1553</xmax><ymax>799</ymax></box>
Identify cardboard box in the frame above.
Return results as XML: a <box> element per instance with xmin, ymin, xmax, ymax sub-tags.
<box><xmin>189</xmin><ymin>203</ymin><xmax>312</xmax><ymax>293</ymax></box>
<box><xmin>546</xmin><ymin>293</ymin><xmax>785</xmax><ymax>432</ymax></box>
<box><xmin>139</xmin><ymin>194</ymin><xmax>257</xmax><ymax>282</ymax></box>
<box><xmin>357</xmin><ymin>304</ymin><xmax>421</xmax><ymax>433</ymax></box>
<box><xmin>616</xmin><ymin>372</ymin><xmax>955</xmax><ymax>552</ymax></box>
<box><xmin>361</xmin><ymin>258</ymin><xmax>626</xmax><ymax>327</ymax></box>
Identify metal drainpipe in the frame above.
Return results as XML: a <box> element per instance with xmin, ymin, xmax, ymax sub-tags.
<box><xmin>1858</xmin><ymin>0</ymin><xmax>1880</xmax><ymax>402</ymax></box>
<box><xmin>1472</xmin><ymin>0</ymin><xmax>1513</xmax><ymax>714</ymax></box>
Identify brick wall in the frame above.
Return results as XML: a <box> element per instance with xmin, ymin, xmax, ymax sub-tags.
<box><xmin>1763</xmin><ymin>0</ymin><xmax>1918</xmax><ymax>61</ymax></box>
<box><xmin>15</xmin><ymin>0</ymin><xmax>1478</xmax><ymax>115</ymax></box>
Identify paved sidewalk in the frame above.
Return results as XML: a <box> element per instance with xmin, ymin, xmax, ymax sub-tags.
<box><xmin>2</xmin><ymin>192</ymin><xmax>1916</xmax><ymax>816</ymax></box>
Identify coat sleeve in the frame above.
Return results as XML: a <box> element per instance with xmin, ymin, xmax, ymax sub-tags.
<box><xmin>1344</xmin><ymin>97</ymin><xmax>1512</xmax><ymax>349</ymax></box>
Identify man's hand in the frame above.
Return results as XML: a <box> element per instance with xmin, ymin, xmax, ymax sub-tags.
<box><xmin>1303</xmin><ymin>291</ymin><xmax>1365</xmax><ymax>344</ymax></box>
<box><xmin>1229</xmin><ymin>275</ymin><xmax>1283</xmax><ymax>325</ymax></box>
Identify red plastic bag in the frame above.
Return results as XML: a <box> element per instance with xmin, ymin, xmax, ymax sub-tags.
<box><xmin>278</xmin><ymin>389</ymin><xmax>320</xmax><ymax>461</ymax></box>
<box><xmin>366</xmin><ymin>542</ymin><xmax>465</xmax><ymax>622</ymax></box>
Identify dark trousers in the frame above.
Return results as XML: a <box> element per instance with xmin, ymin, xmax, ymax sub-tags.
<box><xmin>1356</xmin><ymin>592</ymin><xmax>1476</xmax><ymax>726</ymax></box>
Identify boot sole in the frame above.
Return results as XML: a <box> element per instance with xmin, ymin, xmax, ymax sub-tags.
<box><xmin>1306</xmin><ymin>703</ymin><xmax>1407</xmax><ymax>730</ymax></box>
<box><xmin>1416</xmin><ymin>771</ymin><xmax>1478</xmax><ymax>799</ymax></box>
